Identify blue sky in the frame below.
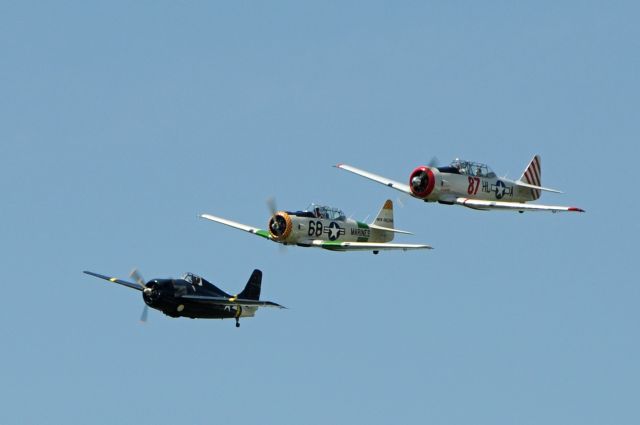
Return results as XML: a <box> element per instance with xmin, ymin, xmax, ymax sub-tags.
<box><xmin>1</xmin><ymin>1</ymin><xmax>638</xmax><ymax>424</ymax></box>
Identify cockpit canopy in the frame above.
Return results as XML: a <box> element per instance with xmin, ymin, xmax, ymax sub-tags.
<box><xmin>445</xmin><ymin>159</ymin><xmax>496</xmax><ymax>178</ymax></box>
<box><xmin>307</xmin><ymin>204</ymin><xmax>346</xmax><ymax>220</ymax></box>
<box><xmin>182</xmin><ymin>272</ymin><xmax>205</xmax><ymax>285</ymax></box>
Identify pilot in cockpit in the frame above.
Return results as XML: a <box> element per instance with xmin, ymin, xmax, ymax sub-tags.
<box><xmin>185</xmin><ymin>273</ymin><xmax>202</xmax><ymax>286</ymax></box>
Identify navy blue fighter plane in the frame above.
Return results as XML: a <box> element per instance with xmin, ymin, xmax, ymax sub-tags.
<box><xmin>83</xmin><ymin>269</ymin><xmax>284</xmax><ymax>327</ymax></box>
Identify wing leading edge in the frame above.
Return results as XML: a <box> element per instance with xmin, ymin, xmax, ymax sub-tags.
<box><xmin>83</xmin><ymin>271</ymin><xmax>144</xmax><ymax>291</ymax></box>
<box><xmin>335</xmin><ymin>164</ymin><xmax>411</xmax><ymax>195</ymax></box>
<box><xmin>199</xmin><ymin>214</ymin><xmax>272</xmax><ymax>239</ymax></box>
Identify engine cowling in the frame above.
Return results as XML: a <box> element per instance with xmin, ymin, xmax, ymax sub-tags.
<box><xmin>142</xmin><ymin>279</ymin><xmax>165</xmax><ymax>307</ymax></box>
<box><xmin>268</xmin><ymin>211</ymin><xmax>293</xmax><ymax>242</ymax></box>
<box><xmin>409</xmin><ymin>166</ymin><xmax>437</xmax><ymax>199</ymax></box>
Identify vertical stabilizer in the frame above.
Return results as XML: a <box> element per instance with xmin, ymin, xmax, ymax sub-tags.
<box><xmin>238</xmin><ymin>269</ymin><xmax>262</xmax><ymax>300</ymax></box>
<box><xmin>371</xmin><ymin>200</ymin><xmax>394</xmax><ymax>229</ymax></box>
<box><xmin>518</xmin><ymin>155</ymin><xmax>542</xmax><ymax>200</ymax></box>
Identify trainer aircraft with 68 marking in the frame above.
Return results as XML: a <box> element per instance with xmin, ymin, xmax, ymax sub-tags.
<box><xmin>200</xmin><ymin>199</ymin><xmax>432</xmax><ymax>254</ymax></box>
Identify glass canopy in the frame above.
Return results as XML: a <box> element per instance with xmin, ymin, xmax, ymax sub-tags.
<box><xmin>448</xmin><ymin>158</ymin><xmax>496</xmax><ymax>178</ymax></box>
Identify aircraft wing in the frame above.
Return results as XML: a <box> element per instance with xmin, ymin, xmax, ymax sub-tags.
<box><xmin>199</xmin><ymin>214</ymin><xmax>272</xmax><ymax>240</ymax></box>
<box><xmin>83</xmin><ymin>271</ymin><xmax>144</xmax><ymax>291</ymax></box>
<box><xmin>455</xmin><ymin>198</ymin><xmax>585</xmax><ymax>213</ymax></box>
<box><xmin>307</xmin><ymin>240</ymin><xmax>433</xmax><ymax>251</ymax></box>
<box><xmin>335</xmin><ymin>164</ymin><xmax>412</xmax><ymax>195</ymax></box>
<box><xmin>180</xmin><ymin>294</ymin><xmax>285</xmax><ymax>308</ymax></box>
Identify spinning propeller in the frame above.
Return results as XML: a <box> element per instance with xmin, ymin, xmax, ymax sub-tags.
<box><xmin>266</xmin><ymin>197</ymin><xmax>288</xmax><ymax>251</ymax></box>
<box><xmin>130</xmin><ymin>268</ymin><xmax>153</xmax><ymax>323</ymax></box>
<box><xmin>266</xmin><ymin>197</ymin><xmax>283</xmax><ymax>233</ymax></box>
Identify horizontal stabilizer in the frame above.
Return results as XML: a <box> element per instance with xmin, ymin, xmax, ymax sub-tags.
<box><xmin>367</xmin><ymin>224</ymin><xmax>413</xmax><ymax>235</ymax></box>
<box><xmin>180</xmin><ymin>294</ymin><xmax>285</xmax><ymax>309</ymax></box>
<box><xmin>515</xmin><ymin>180</ymin><xmax>563</xmax><ymax>194</ymax></box>
<box><xmin>309</xmin><ymin>240</ymin><xmax>433</xmax><ymax>251</ymax></box>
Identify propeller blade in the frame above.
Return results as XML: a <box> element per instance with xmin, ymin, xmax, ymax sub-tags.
<box><xmin>266</xmin><ymin>197</ymin><xmax>278</xmax><ymax>216</ymax></box>
<box><xmin>129</xmin><ymin>268</ymin><xmax>146</xmax><ymax>288</ymax></box>
<box><xmin>428</xmin><ymin>156</ymin><xmax>440</xmax><ymax>168</ymax></box>
<box><xmin>140</xmin><ymin>305</ymin><xmax>149</xmax><ymax>323</ymax></box>
<box><xmin>267</xmin><ymin>197</ymin><xmax>288</xmax><ymax>253</ymax></box>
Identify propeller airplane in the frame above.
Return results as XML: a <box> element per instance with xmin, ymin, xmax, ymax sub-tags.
<box><xmin>200</xmin><ymin>199</ymin><xmax>432</xmax><ymax>254</ymax></box>
<box><xmin>83</xmin><ymin>269</ymin><xmax>284</xmax><ymax>327</ymax></box>
<box><xmin>336</xmin><ymin>155</ymin><xmax>585</xmax><ymax>213</ymax></box>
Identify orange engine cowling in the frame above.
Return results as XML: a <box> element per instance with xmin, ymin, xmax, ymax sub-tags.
<box><xmin>268</xmin><ymin>212</ymin><xmax>293</xmax><ymax>242</ymax></box>
<box><xmin>409</xmin><ymin>166</ymin><xmax>437</xmax><ymax>199</ymax></box>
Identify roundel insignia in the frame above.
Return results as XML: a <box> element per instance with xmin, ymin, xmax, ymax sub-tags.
<box><xmin>494</xmin><ymin>180</ymin><xmax>506</xmax><ymax>199</ymax></box>
<box><xmin>327</xmin><ymin>221</ymin><xmax>344</xmax><ymax>241</ymax></box>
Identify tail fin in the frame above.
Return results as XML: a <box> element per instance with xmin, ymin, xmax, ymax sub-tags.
<box><xmin>237</xmin><ymin>269</ymin><xmax>262</xmax><ymax>300</ymax></box>
<box><xmin>371</xmin><ymin>199</ymin><xmax>394</xmax><ymax>229</ymax></box>
<box><xmin>519</xmin><ymin>155</ymin><xmax>542</xmax><ymax>200</ymax></box>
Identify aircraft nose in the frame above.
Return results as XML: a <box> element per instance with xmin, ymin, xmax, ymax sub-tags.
<box><xmin>142</xmin><ymin>279</ymin><xmax>165</xmax><ymax>304</ymax></box>
<box><xmin>409</xmin><ymin>166</ymin><xmax>436</xmax><ymax>199</ymax></box>
<box><xmin>268</xmin><ymin>211</ymin><xmax>292</xmax><ymax>241</ymax></box>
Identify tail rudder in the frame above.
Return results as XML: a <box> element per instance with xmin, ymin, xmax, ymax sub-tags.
<box><xmin>238</xmin><ymin>269</ymin><xmax>262</xmax><ymax>300</ymax></box>
<box><xmin>519</xmin><ymin>155</ymin><xmax>542</xmax><ymax>200</ymax></box>
<box><xmin>371</xmin><ymin>199</ymin><xmax>394</xmax><ymax>229</ymax></box>
<box><xmin>369</xmin><ymin>200</ymin><xmax>395</xmax><ymax>242</ymax></box>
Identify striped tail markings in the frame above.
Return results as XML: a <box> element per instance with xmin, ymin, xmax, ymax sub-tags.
<box><xmin>520</xmin><ymin>155</ymin><xmax>542</xmax><ymax>200</ymax></box>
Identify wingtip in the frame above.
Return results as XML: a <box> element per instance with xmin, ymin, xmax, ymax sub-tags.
<box><xmin>334</xmin><ymin>163</ymin><xmax>343</xmax><ymax>168</ymax></box>
<box><xmin>569</xmin><ymin>207</ymin><xmax>586</xmax><ymax>213</ymax></box>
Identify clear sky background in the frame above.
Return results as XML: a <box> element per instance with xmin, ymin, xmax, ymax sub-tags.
<box><xmin>1</xmin><ymin>1</ymin><xmax>638</xmax><ymax>424</ymax></box>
